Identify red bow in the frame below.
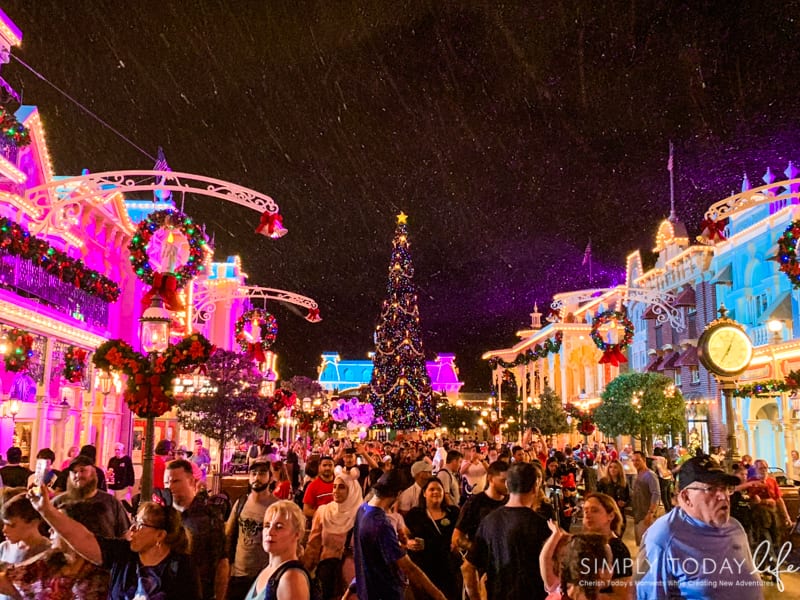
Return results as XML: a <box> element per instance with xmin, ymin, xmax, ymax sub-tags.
<box><xmin>142</xmin><ymin>272</ymin><xmax>185</xmax><ymax>312</ymax></box>
<box><xmin>698</xmin><ymin>218</ymin><xmax>727</xmax><ymax>243</ymax></box>
<box><xmin>306</xmin><ymin>307</ymin><xmax>322</xmax><ymax>322</ymax></box>
<box><xmin>246</xmin><ymin>342</ymin><xmax>266</xmax><ymax>364</ymax></box>
<box><xmin>73</xmin><ymin>348</ymin><xmax>87</xmax><ymax>362</ymax></box>
<box><xmin>255</xmin><ymin>211</ymin><xmax>288</xmax><ymax>238</ymax></box>
<box><xmin>599</xmin><ymin>347</ymin><xmax>628</xmax><ymax>367</ymax></box>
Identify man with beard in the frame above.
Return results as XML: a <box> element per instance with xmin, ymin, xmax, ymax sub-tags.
<box><xmin>53</xmin><ymin>454</ymin><xmax>130</xmax><ymax>538</ymax></box>
<box><xmin>303</xmin><ymin>455</ymin><xmax>336</xmax><ymax>520</ymax></box>
<box><xmin>224</xmin><ymin>458</ymin><xmax>278</xmax><ymax>600</ymax></box>
<box><xmin>168</xmin><ymin>458</ymin><xmax>228</xmax><ymax>600</ymax></box>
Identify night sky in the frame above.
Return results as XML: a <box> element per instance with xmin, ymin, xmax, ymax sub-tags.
<box><xmin>3</xmin><ymin>2</ymin><xmax>800</xmax><ymax>391</ymax></box>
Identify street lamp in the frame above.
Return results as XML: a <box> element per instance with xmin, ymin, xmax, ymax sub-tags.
<box><xmin>1</xmin><ymin>399</ymin><xmax>20</xmax><ymax>421</ymax></box>
<box><xmin>139</xmin><ymin>296</ymin><xmax>171</xmax><ymax>500</ymax></box>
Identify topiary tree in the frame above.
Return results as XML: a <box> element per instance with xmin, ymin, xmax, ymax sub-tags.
<box><xmin>594</xmin><ymin>372</ymin><xmax>686</xmax><ymax>453</ymax></box>
<box><xmin>526</xmin><ymin>386</ymin><xmax>570</xmax><ymax>437</ymax></box>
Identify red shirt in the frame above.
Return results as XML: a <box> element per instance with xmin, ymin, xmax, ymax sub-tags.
<box><xmin>153</xmin><ymin>456</ymin><xmax>166</xmax><ymax>489</ymax></box>
<box><xmin>303</xmin><ymin>477</ymin><xmax>334</xmax><ymax>509</ymax></box>
<box><xmin>274</xmin><ymin>479</ymin><xmax>292</xmax><ymax>500</ymax></box>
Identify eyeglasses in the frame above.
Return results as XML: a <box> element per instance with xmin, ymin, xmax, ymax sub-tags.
<box><xmin>684</xmin><ymin>485</ymin><xmax>735</xmax><ymax>495</ymax></box>
<box><xmin>130</xmin><ymin>520</ymin><xmax>159</xmax><ymax>532</ymax></box>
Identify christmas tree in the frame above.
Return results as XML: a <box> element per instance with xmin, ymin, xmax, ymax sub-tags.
<box><xmin>368</xmin><ymin>212</ymin><xmax>436</xmax><ymax>430</ymax></box>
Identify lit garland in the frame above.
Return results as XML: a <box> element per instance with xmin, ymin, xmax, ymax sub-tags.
<box><xmin>92</xmin><ymin>333</ymin><xmax>213</xmax><ymax>418</ymax></box>
<box><xmin>733</xmin><ymin>370</ymin><xmax>800</xmax><ymax>397</ymax></box>
<box><xmin>4</xmin><ymin>328</ymin><xmax>33</xmax><ymax>372</ymax></box>
<box><xmin>488</xmin><ymin>332</ymin><xmax>563</xmax><ymax>369</ymax></box>
<box><xmin>62</xmin><ymin>345</ymin><xmax>88</xmax><ymax>383</ymax></box>
<box><xmin>777</xmin><ymin>220</ymin><xmax>800</xmax><ymax>288</ymax></box>
<box><xmin>590</xmin><ymin>310</ymin><xmax>634</xmax><ymax>366</ymax></box>
<box><xmin>235</xmin><ymin>309</ymin><xmax>278</xmax><ymax>362</ymax></box>
<box><xmin>368</xmin><ymin>213</ymin><xmax>436</xmax><ymax>430</ymax></box>
<box><xmin>0</xmin><ymin>107</ymin><xmax>31</xmax><ymax>147</ymax></box>
<box><xmin>127</xmin><ymin>209</ymin><xmax>207</xmax><ymax>288</ymax></box>
<box><xmin>0</xmin><ymin>216</ymin><xmax>120</xmax><ymax>302</ymax></box>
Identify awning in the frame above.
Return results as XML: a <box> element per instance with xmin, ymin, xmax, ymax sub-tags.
<box><xmin>674</xmin><ymin>345</ymin><xmax>698</xmax><ymax>367</ymax></box>
<box><xmin>758</xmin><ymin>290</ymin><xmax>792</xmax><ymax>323</ymax></box>
<box><xmin>674</xmin><ymin>287</ymin><xmax>696</xmax><ymax>307</ymax></box>
<box><xmin>642</xmin><ymin>306</ymin><xmax>658</xmax><ymax>320</ymax></box>
<box><xmin>645</xmin><ymin>355</ymin><xmax>662</xmax><ymax>372</ymax></box>
<box><xmin>711</xmin><ymin>263</ymin><xmax>733</xmax><ymax>285</ymax></box>
<box><xmin>659</xmin><ymin>351</ymin><xmax>681</xmax><ymax>371</ymax></box>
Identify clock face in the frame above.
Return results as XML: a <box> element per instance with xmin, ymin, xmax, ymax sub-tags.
<box><xmin>703</xmin><ymin>325</ymin><xmax>753</xmax><ymax>376</ymax></box>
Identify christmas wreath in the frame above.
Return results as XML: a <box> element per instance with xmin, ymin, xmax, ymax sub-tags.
<box><xmin>777</xmin><ymin>220</ymin><xmax>800</xmax><ymax>288</ymax></box>
<box><xmin>590</xmin><ymin>310</ymin><xmax>633</xmax><ymax>366</ymax></box>
<box><xmin>235</xmin><ymin>309</ymin><xmax>278</xmax><ymax>362</ymax></box>
<box><xmin>565</xmin><ymin>403</ymin><xmax>596</xmax><ymax>437</ymax></box>
<box><xmin>3</xmin><ymin>328</ymin><xmax>33</xmax><ymax>372</ymax></box>
<box><xmin>0</xmin><ymin>216</ymin><xmax>120</xmax><ymax>302</ymax></box>
<box><xmin>0</xmin><ymin>107</ymin><xmax>31</xmax><ymax>147</ymax></box>
<box><xmin>92</xmin><ymin>333</ymin><xmax>213</xmax><ymax>418</ymax></box>
<box><xmin>127</xmin><ymin>209</ymin><xmax>207</xmax><ymax>289</ymax></box>
<box><xmin>62</xmin><ymin>345</ymin><xmax>88</xmax><ymax>383</ymax></box>
<box><xmin>263</xmin><ymin>388</ymin><xmax>297</xmax><ymax>429</ymax></box>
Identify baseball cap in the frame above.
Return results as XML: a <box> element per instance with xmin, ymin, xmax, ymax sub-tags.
<box><xmin>372</xmin><ymin>470</ymin><xmax>405</xmax><ymax>497</ymax></box>
<box><xmin>677</xmin><ymin>456</ymin><xmax>739</xmax><ymax>490</ymax></box>
<box><xmin>382</xmin><ymin>455</ymin><xmax>393</xmax><ymax>463</ymax></box>
<box><xmin>68</xmin><ymin>455</ymin><xmax>95</xmax><ymax>471</ymax></box>
<box><xmin>411</xmin><ymin>460</ymin><xmax>433</xmax><ymax>478</ymax></box>
<box><xmin>249</xmin><ymin>458</ymin><xmax>271</xmax><ymax>472</ymax></box>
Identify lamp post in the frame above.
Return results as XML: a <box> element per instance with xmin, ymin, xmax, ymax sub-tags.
<box><xmin>139</xmin><ymin>296</ymin><xmax>171</xmax><ymax>500</ymax></box>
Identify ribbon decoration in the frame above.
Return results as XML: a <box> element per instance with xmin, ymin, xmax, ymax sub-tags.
<box><xmin>246</xmin><ymin>342</ymin><xmax>266</xmax><ymax>364</ymax></box>
<box><xmin>255</xmin><ymin>211</ymin><xmax>288</xmax><ymax>239</ymax></box>
<box><xmin>598</xmin><ymin>347</ymin><xmax>628</xmax><ymax>367</ymax></box>
<box><xmin>141</xmin><ymin>272</ymin><xmax>185</xmax><ymax>312</ymax></box>
<box><xmin>306</xmin><ymin>307</ymin><xmax>322</xmax><ymax>322</ymax></box>
<box><xmin>697</xmin><ymin>218</ymin><xmax>727</xmax><ymax>243</ymax></box>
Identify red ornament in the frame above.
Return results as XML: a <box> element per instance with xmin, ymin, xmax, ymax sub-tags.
<box><xmin>698</xmin><ymin>218</ymin><xmax>728</xmax><ymax>243</ymax></box>
<box><xmin>306</xmin><ymin>307</ymin><xmax>322</xmax><ymax>323</ymax></box>
<box><xmin>255</xmin><ymin>211</ymin><xmax>288</xmax><ymax>239</ymax></box>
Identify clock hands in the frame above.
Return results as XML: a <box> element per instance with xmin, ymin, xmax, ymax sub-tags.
<box><xmin>720</xmin><ymin>341</ymin><xmax>733</xmax><ymax>362</ymax></box>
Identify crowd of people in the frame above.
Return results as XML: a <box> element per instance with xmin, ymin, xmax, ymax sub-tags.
<box><xmin>0</xmin><ymin>435</ymin><xmax>793</xmax><ymax>599</ymax></box>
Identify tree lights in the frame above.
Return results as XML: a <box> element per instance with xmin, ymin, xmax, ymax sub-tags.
<box><xmin>368</xmin><ymin>213</ymin><xmax>435</xmax><ymax>430</ymax></box>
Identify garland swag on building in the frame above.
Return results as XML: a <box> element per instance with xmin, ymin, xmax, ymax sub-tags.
<box><xmin>368</xmin><ymin>213</ymin><xmax>436</xmax><ymax>430</ymax></box>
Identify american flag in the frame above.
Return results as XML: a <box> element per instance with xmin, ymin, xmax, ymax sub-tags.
<box><xmin>154</xmin><ymin>146</ymin><xmax>171</xmax><ymax>172</ymax></box>
<box><xmin>582</xmin><ymin>240</ymin><xmax>592</xmax><ymax>266</ymax></box>
<box><xmin>667</xmin><ymin>141</ymin><xmax>673</xmax><ymax>172</ymax></box>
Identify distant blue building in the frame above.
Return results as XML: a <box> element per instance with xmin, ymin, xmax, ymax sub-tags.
<box><xmin>318</xmin><ymin>352</ymin><xmax>464</xmax><ymax>397</ymax></box>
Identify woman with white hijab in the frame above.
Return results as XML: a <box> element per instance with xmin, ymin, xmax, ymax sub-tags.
<box><xmin>302</xmin><ymin>466</ymin><xmax>362</xmax><ymax>599</ymax></box>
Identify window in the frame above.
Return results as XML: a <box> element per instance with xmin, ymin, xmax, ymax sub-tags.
<box><xmin>690</xmin><ymin>366</ymin><xmax>700</xmax><ymax>384</ymax></box>
<box><xmin>675</xmin><ymin>372</ymin><xmax>682</xmax><ymax>386</ymax></box>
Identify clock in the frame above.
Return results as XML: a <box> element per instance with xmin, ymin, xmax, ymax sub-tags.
<box><xmin>697</xmin><ymin>320</ymin><xmax>753</xmax><ymax>378</ymax></box>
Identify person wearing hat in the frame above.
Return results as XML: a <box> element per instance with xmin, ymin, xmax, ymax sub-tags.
<box><xmin>397</xmin><ymin>459</ymin><xmax>433</xmax><ymax>515</ymax></box>
<box><xmin>225</xmin><ymin>457</ymin><xmax>278</xmax><ymax>600</ymax></box>
<box><xmin>53</xmin><ymin>454</ymin><xmax>131</xmax><ymax>538</ymax></box>
<box><xmin>348</xmin><ymin>470</ymin><xmax>447</xmax><ymax>600</ymax></box>
<box><xmin>636</xmin><ymin>456</ymin><xmax>762</xmax><ymax>599</ymax></box>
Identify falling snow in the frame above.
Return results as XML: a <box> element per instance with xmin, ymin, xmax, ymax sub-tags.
<box><xmin>2</xmin><ymin>2</ymin><xmax>799</xmax><ymax>390</ymax></box>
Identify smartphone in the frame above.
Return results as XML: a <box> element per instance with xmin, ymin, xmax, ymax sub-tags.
<box><xmin>31</xmin><ymin>458</ymin><xmax>50</xmax><ymax>497</ymax></box>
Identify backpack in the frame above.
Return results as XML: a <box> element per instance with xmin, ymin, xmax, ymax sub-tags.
<box><xmin>266</xmin><ymin>559</ymin><xmax>323</xmax><ymax>600</ymax></box>
<box><xmin>227</xmin><ymin>494</ymin><xmax>249</xmax><ymax>562</ymax></box>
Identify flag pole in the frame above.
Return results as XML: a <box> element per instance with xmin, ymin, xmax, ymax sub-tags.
<box><xmin>668</xmin><ymin>141</ymin><xmax>675</xmax><ymax>220</ymax></box>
